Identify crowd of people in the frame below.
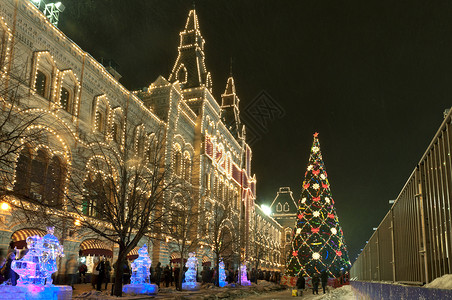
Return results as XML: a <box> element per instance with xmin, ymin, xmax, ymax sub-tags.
<box><xmin>0</xmin><ymin>243</ymin><xmax>347</xmax><ymax>298</ymax></box>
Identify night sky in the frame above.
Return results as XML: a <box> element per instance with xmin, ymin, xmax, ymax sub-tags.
<box><xmin>59</xmin><ymin>0</ymin><xmax>452</xmax><ymax>262</ymax></box>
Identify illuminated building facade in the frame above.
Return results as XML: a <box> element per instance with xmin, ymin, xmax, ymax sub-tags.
<box><xmin>0</xmin><ymin>0</ymin><xmax>283</xmax><ymax>273</ymax></box>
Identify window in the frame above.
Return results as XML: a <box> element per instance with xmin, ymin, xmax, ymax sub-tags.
<box><xmin>283</xmin><ymin>202</ymin><xmax>289</xmax><ymax>212</ymax></box>
<box><xmin>14</xmin><ymin>147</ymin><xmax>32</xmax><ymax>196</ymax></box>
<box><xmin>136</xmin><ymin>134</ymin><xmax>145</xmax><ymax>157</ymax></box>
<box><xmin>95</xmin><ymin>111</ymin><xmax>104</xmax><ymax>133</ymax></box>
<box><xmin>183</xmin><ymin>156</ymin><xmax>191</xmax><ymax>181</ymax></box>
<box><xmin>60</xmin><ymin>87</ymin><xmax>71</xmax><ymax>112</ymax></box>
<box><xmin>83</xmin><ymin>174</ymin><xmax>113</xmax><ymax>218</ymax></box>
<box><xmin>276</xmin><ymin>203</ymin><xmax>282</xmax><ymax>212</ymax></box>
<box><xmin>174</xmin><ymin>151</ymin><xmax>182</xmax><ymax>176</ymax></box>
<box><xmin>36</xmin><ymin>70</ymin><xmax>47</xmax><ymax>98</ymax></box>
<box><xmin>30</xmin><ymin>150</ymin><xmax>48</xmax><ymax>200</ymax></box>
<box><xmin>44</xmin><ymin>156</ymin><xmax>64</xmax><ymax>207</ymax></box>
<box><xmin>177</xmin><ymin>65</ymin><xmax>187</xmax><ymax>84</ymax></box>
<box><xmin>112</xmin><ymin>122</ymin><xmax>119</xmax><ymax>143</ymax></box>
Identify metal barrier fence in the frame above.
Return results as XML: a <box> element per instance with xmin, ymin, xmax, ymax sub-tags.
<box><xmin>350</xmin><ymin>110</ymin><xmax>452</xmax><ymax>284</ymax></box>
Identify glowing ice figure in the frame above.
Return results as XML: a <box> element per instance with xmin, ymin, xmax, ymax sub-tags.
<box><xmin>219</xmin><ymin>260</ymin><xmax>227</xmax><ymax>287</ymax></box>
<box><xmin>122</xmin><ymin>244</ymin><xmax>158</xmax><ymax>295</ymax></box>
<box><xmin>240</xmin><ymin>263</ymin><xmax>251</xmax><ymax>286</ymax></box>
<box><xmin>12</xmin><ymin>235</ymin><xmax>47</xmax><ymax>285</ymax></box>
<box><xmin>130</xmin><ymin>244</ymin><xmax>152</xmax><ymax>284</ymax></box>
<box><xmin>42</xmin><ymin>226</ymin><xmax>64</xmax><ymax>285</ymax></box>
<box><xmin>182</xmin><ymin>252</ymin><xmax>200</xmax><ymax>290</ymax></box>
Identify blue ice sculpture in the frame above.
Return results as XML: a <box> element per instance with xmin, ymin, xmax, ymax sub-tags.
<box><xmin>219</xmin><ymin>260</ymin><xmax>227</xmax><ymax>287</ymax></box>
<box><xmin>240</xmin><ymin>263</ymin><xmax>251</xmax><ymax>286</ymax></box>
<box><xmin>123</xmin><ymin>244</ymin><xmax>158</xmax><ymax>295</ymax></box>
<box><xmin>42</xmin><ymin>226</ymin><xmax>64</xmax><ymax>285</ymax></box>
<box><xmin>11</xmin><ymin>235</ymin><xmax>46</xmax><ymax>285</ymax></box>
<box><xmin>182</xmin><ymin>252</ymin><xmax>200</xmax><ymax>290</ymax></box>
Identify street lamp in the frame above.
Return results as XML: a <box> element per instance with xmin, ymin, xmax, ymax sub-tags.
<box><xmin>0</xmin><ymin>202</ymin><xmax>10</xmax><ymax>211</ymax></box>
<box><xmin>261</xmin><ymin>204</ymin><xmax>271</xmax><ymax>216</ymax></box>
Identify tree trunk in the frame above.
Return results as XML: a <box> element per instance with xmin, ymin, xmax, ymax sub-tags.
<box><xmin>113</xmin><ymin>249</ymin><xmax>126</xmax><ymax>297</ymax></box>
<box><xmin>215</xmin><ymin>255</ymin><xmax>220</xmax><ymax>286</ymax></box>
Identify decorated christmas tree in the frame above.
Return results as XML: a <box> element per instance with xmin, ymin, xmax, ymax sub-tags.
<box><xmin>287</xmin><ymin>133</ymin><xmax>351</xmax><ymax>277</ymax></box>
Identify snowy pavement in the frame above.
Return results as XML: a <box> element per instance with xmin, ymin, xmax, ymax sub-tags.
<box><xmin>240</xmin><ymin>285</ymin><xmax>355</xmax><ymax>300</ymax></box>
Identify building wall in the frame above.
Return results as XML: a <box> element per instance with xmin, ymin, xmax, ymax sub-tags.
<box><xmin>0</xmin><ymin>0</ymin><xmax>283</xmax><ymax>275</ymax></box>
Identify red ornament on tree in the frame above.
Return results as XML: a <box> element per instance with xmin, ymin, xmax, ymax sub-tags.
<box><xmin>293</xmin><ymin>251</ymin><xmax>298</xmax><ymax>257</ymax></box>
<box><xmin>336</xmin><ymin>251</ymin><xmax>342</xmax><ymax>257</ymax></box>
<box><xmin>298</xmin><ymin>214</ymin><xmax>303</xmax><ymax>219</ymax></box>
<box><xmin>303</xmin><ymin>183</ymin><xmax>310</xmax><ymax>189</ymax></box>
<box><xmin>311</xmin><ymin>227</ymin><xmax>320</xmax><ymax>234</ymax></box>
<box><xmin>322</xmin><ymin>183</ymin><xmax>328</xmax><ymax>189</ymax></box>
<box><xmin>313</xmin><ymin>197</ymin><xmax>320</xmax><ymax>202</ymax></box>
<box><xmin>328</xmin><ymin>213</ymin><xmax>335</xmax><ymax>219</ymax></box>
<box><xmin>312</xmin><ymin>170</ymin><xmax>320</xmax><ymax>176</ymax></box>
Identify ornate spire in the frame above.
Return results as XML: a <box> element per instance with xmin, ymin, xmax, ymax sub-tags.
<box><xmin>169</xmin><ymin>9</ymin><xmax>212</xmax><ymax>91</ymax></box>
<box><xmin>221</xmin><ymin>76</ymin><xmax>242</xmax><ymax>140</ymax></box>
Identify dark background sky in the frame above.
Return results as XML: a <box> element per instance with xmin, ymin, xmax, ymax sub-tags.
<box><xmin>60</xmin><ymin>0</ymin><xmax>452</xmax><ymax>262</ymax></box>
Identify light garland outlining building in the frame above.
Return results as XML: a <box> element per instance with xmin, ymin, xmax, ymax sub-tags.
<box><xmin>0</xmin><ymin>0</ymin><xmax>283</xmax><ymax>275</ymax></box>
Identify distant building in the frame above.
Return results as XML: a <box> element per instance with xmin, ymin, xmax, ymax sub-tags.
<box><xmin>270</xmin><ymin>187</ymin><xmax>298</xmax><ymax>229</ymax></box>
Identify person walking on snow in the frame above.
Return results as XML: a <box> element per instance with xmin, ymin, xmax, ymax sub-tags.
<box><xmin>312</xmin><ymin>273</ymin><xmax>320</xmax><ymax>295</ymax></box>
<box><xmin>320</xmin><ymin>270</ymin><xmax>328</xmax><ymax>294</ymax></box>
<box><xmin>296</xmin><ymin>274</ymin><xmax>305</xmax><ymax>297</ymax></box>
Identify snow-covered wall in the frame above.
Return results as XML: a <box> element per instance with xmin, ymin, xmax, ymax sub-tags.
<box><xmin>351</xmin><ymin>281</ymin><xmax>452</xmax><ymax>300</ymax></box>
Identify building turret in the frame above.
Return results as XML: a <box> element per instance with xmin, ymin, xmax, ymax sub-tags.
<box><xmin>221</xmin><ymin>76</ymin><xmax>242</xmax><ymax>140</ymax></box>
<box><xmin>169</xmin><ymin>9</ymin><xmax>212</xmax><ymax>91</ymax></box>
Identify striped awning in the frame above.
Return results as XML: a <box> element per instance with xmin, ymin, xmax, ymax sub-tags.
<box><xmin>127</xmin><ymin>247</ymin><xmax>139</xmax><ymax>257</ymax></box>
<box><xmin>11</xmin><ymin>228</ymin><xmax>46</xmax><ymax>242</ymax></box>
<box><xmin>80</xmin><ymin>239</ymin><xmax>112</xmax><ymax>257</ymax></box>
<box><xmin>80</xmin><ymin>239</ymin><xmax>110</xmax><ymax>250</ymax></box>
<box><xmin>202</xmin><ymin>256</ymin><xmax>210</xmax><ymax>263</ymax></box>
<box><xmin>171</xmin><ymin>252</ymin><xmax>181</xmax><ymax>259</ymax></box>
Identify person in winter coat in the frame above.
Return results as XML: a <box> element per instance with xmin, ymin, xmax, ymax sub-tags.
<box><xmin>164</xmin><ymin>265</ymin><xmax>171</xmax><ymax>287</ymax></box>
<box><xmin>96</xmin><ymin>258</ymin><xmax>106</xmax><ymax>291</ymax></box>
<box><xmin>320</xmin><ymin>270</ymin><xmax>329</xmax><ymax>294</ymax></box>
<box><xmin>104</xmin><ymin>260</ymin><xmax>111</xmax><ymax>290</ymax></box>
<box><xmin>312</xmin><ymin>273</ymin><xmax>320</xmax><ymax>295</ymax></box>
<box><xmin>155</xmin><ymin>262</ymin><xmax>162</xmax><ymax>287</ymax></box>
<box><xmin>296</xmin><ymin>275</ymin><xmax>305</xmax><ymax>297</ymax></box>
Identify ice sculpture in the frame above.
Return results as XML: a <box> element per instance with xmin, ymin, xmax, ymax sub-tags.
<box><xmin>122</xmin><ymin>244</ymin><xmax>158</xmax><ymax>295</ymax></box>
<box><xmin>182</xmin><ymin>252</ymin><xmax>200</xmax><ymax>290</ymax></box>
<box><xmin>42</xmin><ymin>226</ymin><xmax>65</xmax><ymax>285</ymax></box>
<box><xmin>11</xmin><ymin>235</ymin><xmax>46</xmax><ymax>285</ymax></box>
<box><xmin>219</xmin><ymin>260</ymin><xmax>227</xmax><ymax>287</ymax></box>
<box><xmin>11</xmin><ymin>226</ymin><xmax>64</xmax><ymax>285</ymax></box>
<box><xmin>240</xmin><ymin>263</ymin><xmax>251</xmax><ymax>286</ymax></box>
<box><xmin>1</xmin><ymin>228</ymin><xmax>72</xmax><ymax>300</ymax></box>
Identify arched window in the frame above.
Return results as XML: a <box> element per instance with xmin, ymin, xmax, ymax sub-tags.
<box><xmin>276</xmin><ymin>203</ymin><xmax>282</xmax><ymax>212</ymax></box>
<box><xmin>35</xmin><ymin>70</ymin><xmax>47</xmax><ymax>98</ymax></box>
<box><xmin>30</xmin><ymin>150</ymin><xmax>48</xmax><ymax>201</ymax></box>
<box><xmin>137</xmin><ymin>135</ymin><xmax>145</xmax><ymax>158</ymax></box>
<box><xmin>83</xmin><ymin>174</ymin><xmax>113</xmax><ymax>218</ymax></box>
<box><xmin>95</xmin><ymin>111</ymin><xmax>104</xmax><ymax>134</ymax></box>
<box><xmin>112</xmin><ymin>122</ymin><xmax>119</xmax><ymax>143</ymax></box>
<box><xmin>183</xmin><ymin>155</ymin><xmax>191</xmax><ymax>181</ymax></box>
<box><xmin>60</xmin><ymin>87</ymin><xmax>71</xmax><ymax>112</ymax></box>
<box><xmin>177</xmin><ymin>65</ymin><xmax>187</xmax><ymax>84</ymax></box>
<box><xmin>174</xmin><ymin>151</ymin><xmax>182</xmax><ymax>176</ymax></box>
<box><xmin>44</xmin><ymin>156</ymin><xmax>64</xmax><ymax>207</ymax></box>
<box><xmin>283</xmin><ymin>202</ymin><xmax>289</xmax><ymax>212</ymax></box>
<box><xmin>14</xmin><ymin>147</ymin><xmax>32</xmax><ymax>196</ymax></box>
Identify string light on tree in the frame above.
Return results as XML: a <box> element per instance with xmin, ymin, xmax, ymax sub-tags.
<box><xmin>287</xmin><ymin>133</ymin><xmax>351</xmax><ymax>278</ymax></box>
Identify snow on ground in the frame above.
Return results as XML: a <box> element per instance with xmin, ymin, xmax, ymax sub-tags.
<box><xmin>424</xmin><ymin>274</ymin><xmax>452</xmax><ymax>290</ymax></box>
